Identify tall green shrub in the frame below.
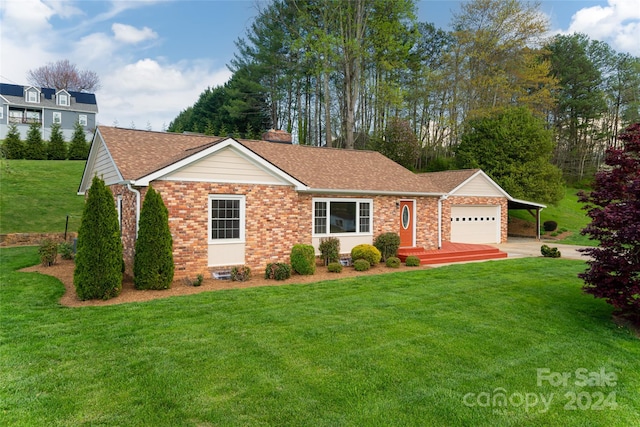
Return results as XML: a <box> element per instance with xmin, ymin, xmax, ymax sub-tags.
<box><xmin>2</xmin><ymin>123</ymin><xmax>24</xmax><ymax>159</ymax></box>
<box><xmin>24</xmin><ymin>122</ymin><xmax>46</xmax><ymax>160</ymax></box>
<box><xmin>134</xmin><ymin>186</ymin><xmax>174</xmax><ymax>290</ymax></box>
<box><xmin>374</xmin><ymin>232</ymin><xmax>400</xmax><ymax>261</ymax></box>
<box><xmin>47</xmin><ymin>122</ymin><xmax>67</xmax><ymax>160</ymax></box>
<box><xmin>318</xmin><ymin>237</ymin><xmax>340</xmax><ymax>265</ymax></box>
<box><xmin>74</xmin><ymin>175</ymin><xmax>123</xmax><ymax>300</ymax></box>
<box><xmin>290</xmin><ymin>244</ymin><xmax>316</xmax><ymax>275</ymax></box>
<box><xmin>68</xmin><ymin>121</ymin><xmax>89</xmax><ymax>160</ymax></box>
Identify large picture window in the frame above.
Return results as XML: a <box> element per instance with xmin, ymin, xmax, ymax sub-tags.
<box><xmin>313</xmin><ymin>198</ymin><xmax>372</xmax><ymax>235</ymax></box>
<box><xmin>209</xmin><ymin>195</ymin><xmax>245</xmax><ymax>242</ymax></box>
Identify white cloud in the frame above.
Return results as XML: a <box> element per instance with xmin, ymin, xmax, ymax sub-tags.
<box><xmin>566</xmin><ymin>0</ymin><xmax>640</xmax><ymax>55</ymax></box>
<box><xmin>97</xmin><ymin>59</ymin><xmax>232</xmax><ymax>131</ymax></box>
<box><xmin>112</xmin><ymin>23</ymin><xmax>158</xmax><ymax>44</ymax></box>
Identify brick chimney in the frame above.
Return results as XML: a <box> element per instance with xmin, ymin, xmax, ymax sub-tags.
<box><xmin>262</xmin><ymin>129</ymin><xmax>292</xmax><ymax>144</ymax></box>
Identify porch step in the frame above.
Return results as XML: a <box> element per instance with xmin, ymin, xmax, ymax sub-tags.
<box><xmin>397</xmin><ymin>243</ymin><xmax>508</xmax><ymax>265</ymax></box>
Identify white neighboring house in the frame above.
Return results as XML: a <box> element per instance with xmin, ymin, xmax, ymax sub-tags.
<box><xmin>0</xmin><ymin>83</ymin><xmax>98</xmax><ymax>141</ymax></box>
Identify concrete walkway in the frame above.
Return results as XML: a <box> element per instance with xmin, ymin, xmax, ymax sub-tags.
<box><xmin>492</xmin><ymin>237</ymin><xmax>592</xmax><ymax>261</ymax></box>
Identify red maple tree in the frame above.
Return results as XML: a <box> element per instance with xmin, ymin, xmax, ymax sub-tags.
<box><xmin>578</xmin><ymin>123</ymin><xmax>640</xmax><ymax>317</ymax></box>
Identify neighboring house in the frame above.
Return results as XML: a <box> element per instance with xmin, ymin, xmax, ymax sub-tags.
<box><xmin>78</xmin><ymin>126</ymin><xmax>544</xmax><ymax>279</ymax></box>
<box><xmin>0</xmin><ymin>83</ymin><xmax>98</xmax><ymax>141</ymax></box>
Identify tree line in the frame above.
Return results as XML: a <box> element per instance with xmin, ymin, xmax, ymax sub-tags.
<box><xmin>168</xmin><ymin>0</ymin><xmax>640</xmax><ymax>186</ymax></box>
<box><xmin>1</xmin><ymin>122</ymin><xmax>90</xmax><ymax>161</ymax></box>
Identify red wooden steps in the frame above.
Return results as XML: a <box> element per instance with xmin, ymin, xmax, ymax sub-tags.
<box><xmin>397</xmin><ymin>242</ymin><xmax>508</xmax><ymax>265</ymax></box>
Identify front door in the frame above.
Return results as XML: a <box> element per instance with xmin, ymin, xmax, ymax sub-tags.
<box><xmin>399</xmin><ymin>200</ymin><xmax>415</xmax><ymax>247</ymax></box>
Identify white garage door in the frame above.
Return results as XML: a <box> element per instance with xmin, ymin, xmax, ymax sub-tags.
<box><xmin>450</xmin><ymin>205</ymin><xmax>500</xmax><ymax>244</ymax></box>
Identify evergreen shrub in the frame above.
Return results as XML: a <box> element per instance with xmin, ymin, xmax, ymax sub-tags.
<box><xmin>386</xmin><ymin>256</ymin><xmax>401</xmax><ymax>268</ymax></box>
<box><xmin>374</xmin><ymin>232</ymin><xmax>400</xmax><ymax>261</ymax></box>
<box><xmin>405</xmin><ymin>256</ymin><xmax>421</xmax><ymax>267</ymax></box>
<box><xmin>58</xmin><ymin>241</ymin><xmax>74</xmax><ymax>260</ymax></box>
<box><xmin>541</xmin><ymin>245</ymin><xmax>561</xmax><ymax>258</ymax></box>
<box><xmin>134</xmin><ymin>186</ymin><xmax>174</xmax><ymax>290</ymax></box>
<box><xmin>350</xmin><ymin>244</ymin><xmax>381</xmax><ymax>266</ymax></box>
<box><xmin>265</xmin><ymin>263</ymin><xmax>292</xmax><ymax>280</ymax></box>
<box><xmin>74</xmin><ymin>176</ymin><xmax>123</xmax><ymax>300</ymax></box>
<box><xmin>543</xmin><ymin>220</ymin><xmax>558</xmax><ymax>232</ymax></box>
<box><xmin>290</xmin><ymin>244</ymin><xmax>316</xmax><ymax>275</ymax></box>
<box><xmin>327</xmin><ymin>262</ymin><xmax>343</xmax><ymax>273</ymax></box>
<box><xmin>353</xmin><ymin>259</ymin><xmax>370</xmax><ymax>271</ymax></box>
<box><xmin>2</xmin><ymin>123</ymin><xmax>23</xmax><ymax>159</ymax></box>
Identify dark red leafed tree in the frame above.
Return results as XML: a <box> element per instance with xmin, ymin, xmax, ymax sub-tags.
<box><xmin>578</xmin><ymin>122</ymin><xmax>640</xmax><ymax>317</ymax></box>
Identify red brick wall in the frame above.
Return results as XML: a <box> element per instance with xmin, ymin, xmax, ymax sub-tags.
<box><xmin>114</xmin><ymin>181</ymin><xmax>498</xmax><ymax>279</ymax></box>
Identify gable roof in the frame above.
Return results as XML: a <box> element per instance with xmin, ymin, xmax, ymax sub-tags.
<box><xmin>0</xmin><ymin>82</ymin><xmax>98</xmax><ymax>112</ymax></box>
<box><xmin>81</xmin><ymin>126</ymin><xmax>444</xmax><ymax>196</ymax></box>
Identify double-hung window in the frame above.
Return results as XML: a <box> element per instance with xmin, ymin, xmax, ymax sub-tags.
<box><xmin>53</xmin><ymin>112</ymin><xmax>62</xmax><ymax>124</ymax></box>
<box><xmin>209</xmin><ymin>195</ymin><xmax>245</xmax><ymax>243</ymax></box>
<box><xmin>313</xmin><ymin>198</ymin><xmax>372</xmax><ymax>235</ymax></box>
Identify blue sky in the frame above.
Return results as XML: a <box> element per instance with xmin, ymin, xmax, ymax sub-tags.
<box><xmin>2</xmin><ymin>0</ymin><xmax>638</xmax><ymax>132</ymax></box>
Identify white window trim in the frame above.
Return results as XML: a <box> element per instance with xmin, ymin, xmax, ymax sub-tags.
<box><xmin>78</xmin><ymin>114</ymin><xmax>87</xmax><ymax>126</ymax></box>
<box><xmin>26</xmin><ymin>90</ymin><xmax>39</xmax><ymax>103</ymax></box>
<box><xmin>312</xmin><ymin>197</ymin><xmax>373</xmax><ymax>237</ymax></box>
<box><xmin>53</xmin><ymin>111</ymin><xmax>62</xmax><ymax>124</ymax></box>
<box><xmin>0</xmin><ymin>107</ymin><xmax>3</xmax><ymax>119</ymax></box>
<box><xmin>208</xmin><ymin>195</ymin><xmax>246</xmax><ymax>245</ymax></box>
<box><xmin>58</xmin><ymin>93</ymin><xmax>69</xmax><ymax>106</ymax></box>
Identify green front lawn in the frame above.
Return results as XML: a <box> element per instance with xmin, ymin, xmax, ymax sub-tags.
<box><xmin>0</xmin><ymin>160</ymin><xmax>86</xmax><ymax>234</ymax></box>
<box><xmin>1</xmin><ymin>247</ymin><xmax>638</xmax><ymax>426</ymax></box>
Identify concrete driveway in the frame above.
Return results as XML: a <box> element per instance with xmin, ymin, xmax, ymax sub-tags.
<box><xmin>492</xmin><ymin>237</ymin><xmax>592</xmax><ymax>261</ymax></box>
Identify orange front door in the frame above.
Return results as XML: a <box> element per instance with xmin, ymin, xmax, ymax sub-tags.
<box><xmin>399</xmin><ymin>200</ymin><xmax>414</xmax><ymax>247</ymax></box>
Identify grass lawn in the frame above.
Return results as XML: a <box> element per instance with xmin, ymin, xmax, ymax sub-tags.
<box><xmin>0</xmin><ymin>160</ymin><xmax>86</xmax><ymax>234</ymax></box>
<box><xmin>510</xmin><ymin>187</ymin><xmax>595</xmax><ymax>246</ymax></box>
<box><xmin>1</xmin><ymin>247</ymin><xmax>638</xmax><ymax>426</ymax></box>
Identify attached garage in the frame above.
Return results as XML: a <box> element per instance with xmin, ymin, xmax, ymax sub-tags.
<box><xmin>450</xmin><ymin>205</ymin><xmax>501</xmax><ymax>244</ymax></box>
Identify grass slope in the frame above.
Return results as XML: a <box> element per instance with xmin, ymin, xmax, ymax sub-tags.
<box><xmin>0</xmin><ymin>160</ymin><xmax>86</xmax><ymax>234</ymax></box>
<box><xmin>1</xmin><ymin>247</ymin><xmax>638</xmax><ymax>426</ymax></box>
<box><xmin>511</xmin><ymin>187</ymin><xmax>594</xmax><ymax>246</ymax></box>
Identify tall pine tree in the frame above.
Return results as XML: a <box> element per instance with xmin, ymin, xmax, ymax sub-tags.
<box><xmin>24</xmin><ymin>122</ymin><xmax>46</xmax><ymax>160</ymax></box>
<box><xmin>134</xmin><ymin>186</ymin><xmax>174</xmax><ymax>290</ymax></box>
<box><xmin>2</xmin><ymin>123</ymin><xmax>24</xmax><ymax>159</ymax></box>
<box><xmin>47</xmin><ymin>122</ymin><xmax>67</xmax><ymax>160</ymax></box>
<box><xmin>68</xmin><ymin>121</ymin><xmax>90</xmax><ymax>160</ymax></box>
<box><xmin>74</xmin><ymin>176</ymin><xmax>123</xmax><ymax>300</ymax></box>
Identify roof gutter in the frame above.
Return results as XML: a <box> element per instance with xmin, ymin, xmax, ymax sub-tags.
<box><xmin>297</xmin><ymin>188</ymin><xmax>445</xmax><ymax>197</ymax></box>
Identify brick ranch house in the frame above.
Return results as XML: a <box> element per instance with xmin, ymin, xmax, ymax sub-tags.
<box><xmin>78</xmin><ymin>126</ymin><xmax>544</xmax><ymax>279</ymax></box>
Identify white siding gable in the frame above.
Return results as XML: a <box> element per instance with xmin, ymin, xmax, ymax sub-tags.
<box><xmin>93</xmin><ymin>141</ymin><xmax>121</xmax><ymax>185</ymax></box>
<box><xmin>162</xmin><ymin>146</ymin><xmax>291</xmax><ymax>185</ymax></box>
<box><xmin>450</xmin><ymin>173</ymin><xmax>505</xmax><ymax>197</ymax></box>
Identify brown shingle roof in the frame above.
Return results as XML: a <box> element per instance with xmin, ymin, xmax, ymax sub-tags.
<box><xmin>96</xmin><ymin>126</ymin><xmax>452</xmax><ymax>194</ymax></box>
<box><xmin>417</xmin><ymin>169</ymin><xmax>481</xmax><ymax>193</ymax></box>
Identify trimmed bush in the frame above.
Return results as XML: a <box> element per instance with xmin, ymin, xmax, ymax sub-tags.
<box><xmin>231</xmin><ymin>265</ymin><xmax>251</xmax><ymax>282</ymax></box>
<box><xmin>541</xmin><ymin>244</ymin><xmax>561</xmax><ymax>258</ymax></box>
<box><xmin>319</xmin><ymin>237</ymin><xmax>340</xmax><ymax>265</ymax></box>
<box><xmin>290</xmin><ymin>244</ymin><xmax>316</xmax><ymax>275</ymax></box>
<box><xmin>327</xmin><ymin>262</ymin><xmax>343</xmax><ymax>273</ymax></box>
<box><xmin>543</xmin><ymin>220</ymin><xmax>558</xmax><ymax>232</ymax></box>
<box><xmin>351</xmin><ymin>244</ymin><xmax>381</xmax><ymax>266</ymax></box>
<box><xmin>353</xmin><ymin>259</ymin><xmax>370</xmax><ymax>271</ymax></box>
<box><xmin>405</xmin><ymin>256</ymin><xmax>421</xmax><ymax>267</ymax></box>
<box><xmin>58</xmin><ymin>241</ymin><xmax>74</xmax><ymax>260</ymax></box>
<box><xmin>374</xmin><ymin>232</ymin><xmax>401</xmax><ymax>261</ymax></box>
<box><xmin>184</xmin><ymin>275</ymin><xmax>204</xmax><ymax>287</ymax></box>
<box><xmin>39</xmin><ymin>239</ymin><xmax>58</xmax><ymax>266</ymax></box>
<box><xmin>74</xmin><ymin>175</ymin><xmax>123</xmax><ymax>300</ymax></box>
<box><xmin>265</xmin><ymin>263</ymin><xmax>292</xmax><ymax>280</ymax></box>
<box><xmin>386</xmin><ymin>256</ymin><xmax>401</xmax><ymax>268</ymax></box>
<box><xmin>134</xmin><ymin>186</ymin><xmax>174</xmax><ymax>290</ymax></box>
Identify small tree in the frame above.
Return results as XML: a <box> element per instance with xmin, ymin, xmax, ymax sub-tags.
<box><xmin>24</xmin><ymin>122</ymin><xmax>46</xmax><ymax>160</ymax></box>
<box><xmin>68</xmin><ymin>121</ymin><xmax>89</xmax><ymax>160</ymax></box>
<box><xmin>578</xmin><ymin>123</ymin><xmax>640</xmax><ymax>317</ymax></box>
<box><xmin>2</xmin><ymin>123</ymin><xmax>24</xmax><ymax>159</ymax></box>
<box><xmin>47</xmin><ymin>122</ymin><xmax>67</xmax><ymax>160</ymax></box>
<box><xmin>134</xmin><ymin>186</ymin><xmax>174</xmax><ymax>290</ymax></box>
<box><xmin>74</xmin><ymin>176</ymin><xmax>123</xmax><ymax>300</ymax></box>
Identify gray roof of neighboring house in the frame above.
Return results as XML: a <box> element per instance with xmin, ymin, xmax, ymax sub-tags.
<box><xmin>0</xmin><ymin>83</ymin><xmax>98</xmax><ymax>113</ymax></box>
<box><xmin>94</xmin><ymin>126</ymin><xmax>469</xmax><ymax>195</ymax></box>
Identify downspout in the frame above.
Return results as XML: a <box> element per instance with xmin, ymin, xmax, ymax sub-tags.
<box><xmin>126</xmin><ymin>182</ymin><xmax>141</xmax><ymax>238</ymax></box>
<box><xmin>537</xmin><ymin>207</ymin><xmax>543</xmax><ymax>241</ymax></box>
<box><xmin>437</xmin><ymin>195</ymin><xmax>448</xmax><ymax>249</ymax></box>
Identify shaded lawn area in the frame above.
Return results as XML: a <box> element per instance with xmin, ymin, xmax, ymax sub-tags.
<box><xmin>1</xmin><ymin>247</ymin><xmax>638</xmax><ymax>426</ymax></box>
